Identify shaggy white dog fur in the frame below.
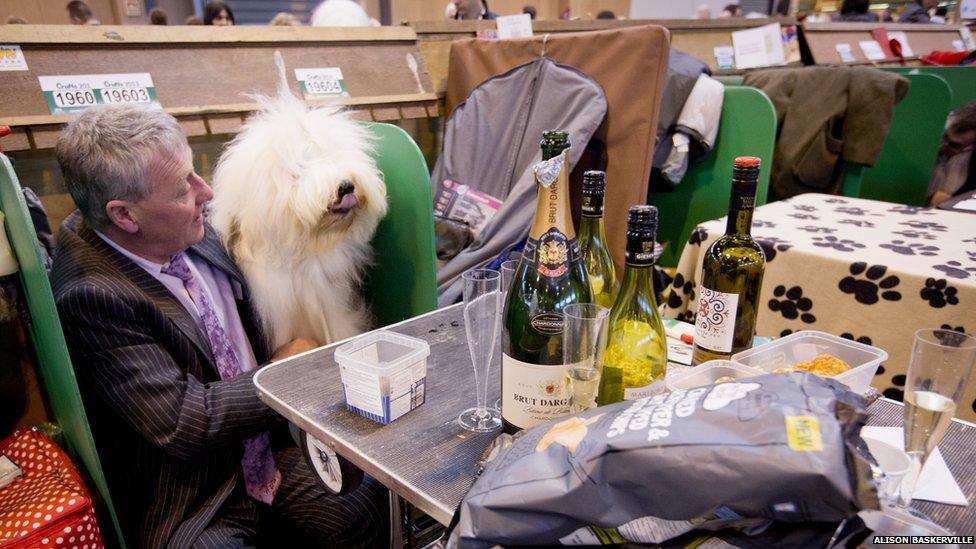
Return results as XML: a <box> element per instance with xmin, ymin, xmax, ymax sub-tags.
<box><xmin>210</xmin><ymin>56</ymin><xmax>387</xmax><ymax>349</ymax></box>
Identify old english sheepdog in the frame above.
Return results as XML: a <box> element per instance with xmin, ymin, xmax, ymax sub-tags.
<box><xmin>210</xmin><ymin>55</ymin><xmax>387</xmax><ymax>349</ymax></box>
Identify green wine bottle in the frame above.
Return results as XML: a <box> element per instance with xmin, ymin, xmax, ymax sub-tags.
<box><xmin>598</xmin><ymin>205</ymin><xmax>668</xmax><ymax>405</ymax></box>
<box><xmin>692</xmin><ymin>157</ymin><xmax>766</xmax><ymax>365</ymax></box>
<box><xmin>502</xmin><ymin>130</ymin><xmax>593</xmax><ymax>434</ymax></box>
<box><xmin>579</xmin><ymin>171</ymin><xmax>618</xmax><ymax>309</ymax></box>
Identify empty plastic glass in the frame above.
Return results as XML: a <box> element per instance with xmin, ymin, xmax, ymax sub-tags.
<box><xmin>459</xmin><ymin>269</ymin><xmax>503</xmax><ymax>432</ymax></box>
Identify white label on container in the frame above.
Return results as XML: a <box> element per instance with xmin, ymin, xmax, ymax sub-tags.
<box><xmin>0</xmin><ymin>45</ymin><xmax>28</xmax><ymax>71</ymax></box>
<box><xmin>340</xmin><ymin>364</ymin><xmax>385</xmax><ymax>416</ymax></box>
<box><xmin>624</xmin><ymin>379</ymin><xmax>666</xmax><ymax>400</ymax></box>
<box><xmin>502</xmin><ymin>353</ymin><xmax>570</xmax><ymax>430</ymax></box>
<box><xmin>835</xmin><ymin>43</ymin><xmax>856</xmax><ymax>63</ymax></box>
<box><xmin>858</xmin><ymin>40</ymin><xmax>886</xmax><ymax>61</ymax></box>
<box><xmin>694</xmin><ymin>286</ymin><xmax>739</xmax><ymax>353</ymax></box>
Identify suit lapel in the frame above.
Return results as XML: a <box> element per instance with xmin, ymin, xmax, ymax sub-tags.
<box><xmin>78</xmin><ymin>222</ymin><xmax>216</xmax><ymax>368</ymax></box>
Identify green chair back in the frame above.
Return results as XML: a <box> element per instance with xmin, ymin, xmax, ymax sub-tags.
<box><xmin>0</xmin><ymin>155</ymin><xmax>125</xmax><ymax>547</ymax></box>
<box><xmin>883</xmin><ymin>66</ymin><xmax>973</xmax><ymax>111</ymax></box>
<box><xmin>647</xmin><ymin>86</ymin><xmax>776</xmax><ymax>268</ymax></box>
<box><xmin>361</xmin><ymin>122</ymin><xmax>438</xmax><ymax>326</ymax></box>
<box><xmin>857</xmin><ymin>73</ymin><xmax>951</xmax><ymax>206</ymax></box>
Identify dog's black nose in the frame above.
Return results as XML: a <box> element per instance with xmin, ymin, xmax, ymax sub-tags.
<box><xmin>338</xmin><ymin>181</ymin><xmax>355</xmax><ymax>197</ymax></box>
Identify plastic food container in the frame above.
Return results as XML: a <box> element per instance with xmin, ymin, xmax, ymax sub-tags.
<box><xmin>666</xmin><ymin>360</ymin><xmax>763</xmax><ymax>391</ymax></box>
<box><xmin>334</xmin><ymin>331</ymin><xmax>430</xmax><ymax>424</ymax></box>
<box><xmin>731</xmin><ymin>330</ymin><xmax>887</xmax><ymax>394</ymax></box>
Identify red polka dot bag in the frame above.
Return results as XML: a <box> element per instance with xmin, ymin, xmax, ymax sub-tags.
<box><xmin>0</xmin><ymin>429</ymin><xmax>102</xmax><ymax>548</ymax></box>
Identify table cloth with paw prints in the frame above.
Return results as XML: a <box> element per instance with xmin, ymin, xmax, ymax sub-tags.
<box><xmin>662</xmin><ymin>193</ymin><xmax>976</xmax><ymax>421</ymax></box>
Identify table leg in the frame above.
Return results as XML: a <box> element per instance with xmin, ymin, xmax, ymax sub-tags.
<box><xmin>390</xmin><ymin>492</ymin><xmax>405</xmax><ymax>549</ymax></box>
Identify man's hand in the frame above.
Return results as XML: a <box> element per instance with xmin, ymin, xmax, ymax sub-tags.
<box><xmin>271</xmin><ymin>338</ymin><xmax>320</xmax><ymax>362</ymax></box>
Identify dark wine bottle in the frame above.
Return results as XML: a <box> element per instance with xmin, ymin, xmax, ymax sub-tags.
<box><xmin>579</xmin><ymin>171</ymin><xmax>617</xmax><ymax>309</ymax></box>
<box><xmin>692</xmin><ymin>157</ymin><xmax>766</xmax><ymax>364</ymax></box>
<box><xmin>502</xmin><ymin>131</ymin><xmax>593</xmax><ymax>434</ymax></box>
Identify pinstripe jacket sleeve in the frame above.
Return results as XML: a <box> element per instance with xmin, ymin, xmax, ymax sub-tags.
<box><xmin>56</xmin><ymin>281</ymin><xmax>279</xmax><ymax>460</ymax></box>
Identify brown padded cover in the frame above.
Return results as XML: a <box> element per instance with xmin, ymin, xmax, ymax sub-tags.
<box><xmin>445</xmin><ymin>25</ymin><xmax>671</xmax><ymax>272</ymax></box>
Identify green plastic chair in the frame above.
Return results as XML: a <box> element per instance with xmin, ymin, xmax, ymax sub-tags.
<box><xmin>883</xmin><ymin>66</ymin><xmax>973</xmax><ymax>111</ymax></box>
<box><xmin>0</xmin><ymin>154</ymin><xmax>126</xmax><ymax>547</ymax></box>
<box><xmin>856</xmin><ymin>73</ymin><xmax>952</xmax><ymax>206</ymax></box>
<box><xmin>647</xmin><ymin>86</ymin><xmax>776</xmax><ymax>268</ymax></box>
<box><xmin>362</xmin><ymin>122</ymin><xmax>438</xmax><ymax>325</ymax></box>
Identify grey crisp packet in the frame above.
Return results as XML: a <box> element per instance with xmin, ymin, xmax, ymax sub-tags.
<box><xmin>453</xmin><ymin>373</ymin><xmax>878</xmax><ymax>547</ymax></box>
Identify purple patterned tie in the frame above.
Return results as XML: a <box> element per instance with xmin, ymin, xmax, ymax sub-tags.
<box><xmin>162</xmin><ymin>252</ymin><xmax>281</xmax><ymax>504</ymax></box>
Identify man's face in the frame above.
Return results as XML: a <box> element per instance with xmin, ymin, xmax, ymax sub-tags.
<box><xmin>456</xmin><ymin>0</ymin><xmax>478</xmax><ymax>19</ymax></box>
<box><xmin>126</xmin><ymin>145</ymin><xmax>213</xmax><ymax>258</ymax></box>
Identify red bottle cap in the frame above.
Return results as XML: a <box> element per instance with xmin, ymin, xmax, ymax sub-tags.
<box><xmin>734</xmin><ymin>156</ymin><xmax>761</xmax><ymax>168</ymax></box>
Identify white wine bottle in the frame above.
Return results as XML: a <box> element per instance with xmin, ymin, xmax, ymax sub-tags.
<box><xmin>692</xmin><ymin>157</ymin><xmax>766</xmax><ymax>364</ymax></box>
<box><xmin>599</xmin><ymin>205</ymin><xmax>668</xmax><ymax>404</ymax></box>
<box><xmin>502</xmin><ymin>131</ymin><xmax>593</xmax><ymax>434</ymax></box>
<box><xmin>579</xmin><ymin>171</ymin><xmax>617</xmax><ymax>309</ymax></box>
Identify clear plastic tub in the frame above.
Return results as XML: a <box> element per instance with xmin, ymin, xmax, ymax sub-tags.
<box><xmin>334</xmin><ymin>331</ymin><xmax>430</xmax><ymax>424</ymax></box>
<box><xmin>666</xmin><ymin>360</ymin><xmax>763</xmax><ymax>391</ymax></box>
<box><xmin>731</xmin><ymin>330</ymin><xmax>887</xmax><ymax>394</ymax></box>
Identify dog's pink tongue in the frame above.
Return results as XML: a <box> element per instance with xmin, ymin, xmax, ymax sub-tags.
<box><xmin>338</xmin><ymin>193</ymin><xmax>359</xmax><ymax>210</ymax></box>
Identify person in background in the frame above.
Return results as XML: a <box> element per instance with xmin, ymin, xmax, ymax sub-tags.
<box><xmin>5</xmin><ymin>15</ymin><xmax>27</xmax><ymax>23</ymax></box>
<box><xmin>184</xmin><ymin>14</ymin><xmax>203</xmax><ymax>24</ymax></box>
<box><xmin>204</xmin><ymin>0</ymin><xmax>235</xmax><ymax>25</ymax></box>
<box><xmin>596</xmin><ymin>9</ymin><xmax>616</xmax><ymax>19</ymax></box>
<box><xmin>929</xmin><ymin>6</ymin><xmax>948</xmax><ymax>23</ymax></box>
<box><xmin>149</xmin><ymin>7</ymin><xmax>168</xmax><ymax>25</ymax></box>
<box><xmin>67</xmin><ymin>0</ymin><xmax>100</xmax><ymax>25</ymax></box>
<box><xmin>832</xmin><ymin>0</ymin><xmax>878</xmax><ymax>22</ymax></box>
<box><xmin>899</xmin><ymin>0</ymin><xmax>936</xmax><ymax>23</ymax></box>
<box><xmin>454</xmin><ymin>0</ymin><xmax>498</xmax><ymax>20</ymax></box>
<box><xmin>720</xmin><ymin>3</ymin><xmax>741</xmax><ymax>17</ymax></box>
<box><xmin>880</xmin><ymin>7</ymin><xmax>894</xmax><ymax>21</ymax></box>
<box><xmin>522</xmin><ymin>5</ymin><xmax>537</xmax><ymax>19</ymax></box>
<box><xmin>51</xmin><ymin>105</ymin><xmax>389</xmax><ymax>547</ymax></box>
<box><xmin>270</xmin><ymin>12</ymin><xmax>302</xmax><ymax>25</ymax></box>
<box><xmin>695</xmin><ymin>4</ymin><xmax>712</xmax><ymax>19</ymax></box>
<box><xmin>928</xmin><ymin>102</ymin><xmax>976</xmax><ymax>206</ymax></box>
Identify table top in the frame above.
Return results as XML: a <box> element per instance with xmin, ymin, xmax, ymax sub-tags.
<box><xmin>661</xmin><ymin>192</ymin><xmax>976</xmax><ymax>422</ymax></box>
<box><xmin>254</xmin><ymin>303</ymin><xmax>975</xmax><ymax>533</ymax></box>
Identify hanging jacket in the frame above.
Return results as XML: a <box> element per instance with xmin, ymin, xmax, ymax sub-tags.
<box><xmin>659</xmin><ymin>74</ymin><xmax>725</xmax><ymax>187</ymax></box>
<box><xmin>432</xmin><ymin>57</ymin><xmax>608</xmax><ymax>305</ymax></box>
<box><xmin>743</xmin><ymin>66</ymin><xmax>909</xmax><ymax>198</ymax></box>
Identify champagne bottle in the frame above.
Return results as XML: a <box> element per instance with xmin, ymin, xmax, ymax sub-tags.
<box><xmin>598</xmin><ymin>205</ymin><xmax>668</xmax><ymax>405</ymax></box>
<box><xmin>692</xmin><ymin>157</ymin><xmax>766</xmax><ymax>365</ymax></box>
<box><xmin>502</xmin><ymin>131</ymin><xmax>593</xmax><ymax>434</ymax></box>
<box><xmin>578</xmin><ymin>171</ymin><xmax>617</xmax><ymax>309</ymax></box>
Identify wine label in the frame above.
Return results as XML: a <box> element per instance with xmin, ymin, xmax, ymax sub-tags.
<box><xmin>581</xmin><ymin>195</ymin><xmax>604</xmax><ymax>218</ymax></box>
<box><xmin>694</xmin><ymin>286</ymin><xmax>739</xmax><ymax>353</ymax></box>
<box><xmin>624</xmin><ymin>380</ymin><xmax>665</xmax><ymax>400</ymax></box>
<box><xmin>502</xmin><ymin>353</ymin><xmax>571</xmax><ymax>430</ymax></box>
<box><xmin>729</xmin><ymin>181</ymin><xmax>757</xmax><ymax>212</ymax></box>
<box><xmin>625</xmin><ymin>238</ymin><xmax>656</xmax><ymax>267</ymax></box>
<box><xmin>525</xmin><ymin>228</ymin><xmax>581</xmax><ymax>279</ymax></box>
<box><xmin>531</xmin><ymin>313</ymin><xmax>564</xmax><ymax>335</ymax></box>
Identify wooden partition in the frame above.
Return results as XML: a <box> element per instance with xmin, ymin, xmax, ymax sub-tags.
<box><xmin>409</xmin><ymin>17</ymin><xmax>800</xmax><ymax>94</ymax></box>
<box><xmin>0</xmin><ymin>25</ymin><xmax>437</xmax><ymax>151</ymax></box>
<box><xmin>800</xmin><ymin>22</ymin><xmax>970</xmax><ymax>66</ymax></box>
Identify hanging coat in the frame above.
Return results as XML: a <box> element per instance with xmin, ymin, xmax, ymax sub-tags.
<box><xmin>432</xmin><ymin>57</ymin><xmax>608</xmax><ymax>305</ymax></box>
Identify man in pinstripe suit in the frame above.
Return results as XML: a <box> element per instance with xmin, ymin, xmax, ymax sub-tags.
<box><xmin>50</xmin><ymin>105</ymin><xmax>389</xmax><ymax>548</ymax></box>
